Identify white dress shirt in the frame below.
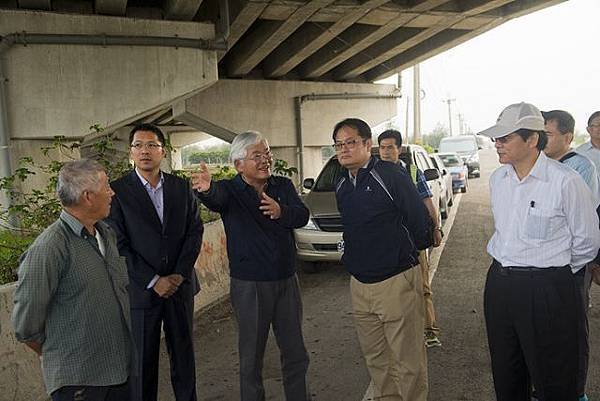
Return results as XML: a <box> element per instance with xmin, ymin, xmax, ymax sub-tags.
<box><xmin>487</xmin><ymin>152</ymin><xmax>600</xmax><ymax>272</ymax></box>
<box><xmin>576</xmin><ymin>141</ymin><xmax>600</xmax><ymax>169</ymax></box>
<box><xmin>135</xmin><ymin>168</ymin><xmax>165</xmax><ymax>289</ymax></box>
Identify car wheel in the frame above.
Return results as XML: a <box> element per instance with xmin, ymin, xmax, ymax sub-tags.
<box><xmin>460</xmin><ymin>185</ymin><xmax>467</xmax><ymax>193</ymax></box>
<box><xmin>447</xmin><ymin>190</ymin><xmax>453</xmax><ymax>207</ymax></box>
<box><xmin>440</xmin><ymin>200</ymin><xmax>448</xmax><ymax>220</ymax></box>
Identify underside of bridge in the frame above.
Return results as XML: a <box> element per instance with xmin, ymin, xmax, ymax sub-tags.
<box><xmin>0</xmin><ymin>0</ymin><xmax>567</xmax><ymax>191</ymax></box>
<box><xmin>2</xmin><ymin>0</ymin><xmax>565</xmax><ymax>83</ymax></box>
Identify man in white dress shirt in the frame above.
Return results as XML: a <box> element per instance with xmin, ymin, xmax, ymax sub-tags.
<box><xmin>576</xmin><ymin>111</ymin><xmax>600</xmax><ymax>170</ymax></box>
<box><xmin>479</xmin><ymin>102</ymin><xmax>600</xmax><ymax>401</ymax></box>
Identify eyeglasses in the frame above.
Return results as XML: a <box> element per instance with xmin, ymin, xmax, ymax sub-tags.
<box><xmin>333</xmin><ymin>138</ymin><xmax>365</xmax><ymax>151</ymax></box>
<box><xmin>131</xmin><ymin>142</ymin><xmax>163</xmax><ymax>151</ymax></box>
<box><xmin>492</xmin><ymin>134</ymin><xmax>517</xmax><ymax>144</ymax></box>
<box><xmin>243</xmin><ymin>151</ymin><xmax>273</xmax><ymax>163</ymax></box>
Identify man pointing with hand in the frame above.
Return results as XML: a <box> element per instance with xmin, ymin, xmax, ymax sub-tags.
<box><xmin>192</xmin><ymin>131</ymin><xmax>312</xmax><ymax>401</ymax></box>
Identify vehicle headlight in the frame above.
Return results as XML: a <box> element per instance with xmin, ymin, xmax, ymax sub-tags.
<box><xmin>303</xmin><ymin>217</ymin><xmax>319</xmax><ymax>230</ymax></box>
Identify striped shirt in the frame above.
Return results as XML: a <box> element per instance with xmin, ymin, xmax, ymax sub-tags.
<box><xmin>487</xmin><ymin>151</ymin><xmax>600</xmax><ymax>272</ymax></box>
<box><xmin>576</xmin><ymin>141</ymin><xmax>600</xmax><ymax>171</ymax></box>
<box><xmin>11</xmin><ymin>211</ymin><xmax>133</xmax><ymax>394</ymax></box>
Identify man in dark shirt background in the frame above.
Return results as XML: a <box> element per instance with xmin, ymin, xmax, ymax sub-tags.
<box><xmin>191</xmin><ymin>131</ymin><xmax>311</xmax><ymax>401</ymax></box>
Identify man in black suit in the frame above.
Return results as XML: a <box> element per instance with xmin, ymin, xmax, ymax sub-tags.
<box><xmin>107</xmin><ymin>123</ymin><xmax>203</xmax><ymax>401</ymax></box>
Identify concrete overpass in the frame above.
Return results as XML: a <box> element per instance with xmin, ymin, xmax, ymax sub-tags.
<box><xmin>0</xmin><ymin>0</ymin><xmax>566</xmax><ymax>188</ymax></box>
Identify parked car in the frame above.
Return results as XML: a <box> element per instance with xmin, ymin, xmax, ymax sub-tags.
<box><xmin>439</xmin><ymin>135</ymin><xmax>481</xmax><ymax>178</ymax></box>
<box><xmin>430</xmin><ymin>153</ymin><xmax>454</xmax><ymax>219</ymax></box>
<box><xmin>399</xmin><ymin>144</ymin><xmax>444</xmax><ymax>224</ymax></box>
<box><xmin>294</xmin><ymin>144</ymin><xmax>441</xmax><ymax>272</ymax></box>
<box><xmin>437</xmin><ymin>152</ymin><xmax>468</xmax><ymax>193</ymax></box>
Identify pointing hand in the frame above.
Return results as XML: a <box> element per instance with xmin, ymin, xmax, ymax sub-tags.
<box><xmin>191</xmin><ymin>162</ymin><xmax>212</xmax><ymax>192</ymax></box>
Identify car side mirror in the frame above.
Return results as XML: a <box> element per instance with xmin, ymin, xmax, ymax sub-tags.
<box><xmin>424</xmin><ymin>168</ymin><xmax>439</xmax><ymax>181</ymax></box>
<box><xmin>478</xmin><ymin>145</ymin><xmax>483</xmax><ymax>150</ymax></box>
<box><xmin>442</xmin><ymin>168</ymin><xmax>447</xmax><ymax>176</ymax></box>
<box><xmin>303</xmin><ymin>178</ymin><xmax>315</xmax><ymax>189</ymax></box>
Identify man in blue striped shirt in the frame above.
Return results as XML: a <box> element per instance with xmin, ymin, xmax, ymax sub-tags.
<box><xmin>542</xmin><ymin>109</ymin><xmax>600</xmax><ymax>401</ymax></box>
<box><xmin>378</xmin><ymin>129</ymin><xmax>443</xmax><ymax>348</ymax></box>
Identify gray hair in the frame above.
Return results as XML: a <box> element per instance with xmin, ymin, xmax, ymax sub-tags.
<box><xmin>57</xmin><ymin>159</ymin><xmax>106</xmax><ymax>207</ymax></box>
<box><xmin>230</xmin><ymin>131</ymin><xmax>267</xmax><ymax>163</ymax></box>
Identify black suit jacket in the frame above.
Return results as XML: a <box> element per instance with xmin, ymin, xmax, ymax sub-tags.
<box><xmin>107</xmin><ymin>170</ymin><xmax>203</xmax><ymax>308</ymax></box>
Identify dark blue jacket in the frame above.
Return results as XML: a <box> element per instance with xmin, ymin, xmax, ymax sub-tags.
<box><xmin>197</xmin><ymin>174</ymin><xmax>309</xmax><ymax>281</ymax></box>
<box><xmin>335</xmin><ymin>157</ymin><xmax>429</xmax><ymax>283</ymax></box>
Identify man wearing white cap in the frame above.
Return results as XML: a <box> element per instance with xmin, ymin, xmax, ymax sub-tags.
<box><xmin>479</xmin><ymin>102</ymin><xmax>600</xmax><ymax>401</ymax></box>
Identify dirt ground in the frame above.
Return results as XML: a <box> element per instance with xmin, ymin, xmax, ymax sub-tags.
<box><xmin>158</xmin><ymin>149</ymin><xmax>600</xmax><ymax>401</ymax></box>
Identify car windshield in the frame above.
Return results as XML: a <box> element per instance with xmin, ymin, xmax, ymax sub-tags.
<box><xmin>438</xmin><ymin>154</ymin><xmax>462</xmax><ymax>166</ymax></box>
<box><xmin>440</xmin><ymin>138</ymin><xmax>477</xmax><ymax>153</ymax></box>
<box><xmin>312</xmin><ymin>158</ymin><xmax>343</xmax><ymax>191</ymax></box>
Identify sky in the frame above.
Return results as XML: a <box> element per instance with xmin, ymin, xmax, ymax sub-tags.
<box><xmin>376</xmin><ymin>0</ymin><xmax>600</xmax><ymax>139</ymax></box>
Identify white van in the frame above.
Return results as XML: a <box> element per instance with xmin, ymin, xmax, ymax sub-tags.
<box><xmin>439</xmin><ymin>135</ymin><xmax>480</xmax><ymax>178</ymax></box>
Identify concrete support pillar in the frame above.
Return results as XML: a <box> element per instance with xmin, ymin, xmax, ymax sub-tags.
<box><xmin>179</xmin><ymin>79</ymin><xmax>398</xmax><ymax>182</ymax></box>
<box><xmin>0</xmin><ymin>10</ymin><xmax>218</xmax><ymax>171</ymax></box>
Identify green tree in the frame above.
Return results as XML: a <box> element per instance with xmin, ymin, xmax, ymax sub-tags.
<box><xmin>422</xmin><ymin>123</ymin><xmax>449</xmax><ymax>150</ymax></box>
<box><xmin>0</xmin><ymin>126</ymin><xmax>129</xmax><ymax>284</ymax></box>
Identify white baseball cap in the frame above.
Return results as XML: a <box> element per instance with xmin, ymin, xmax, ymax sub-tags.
<box><xmin>479</xmin><ymin>102</ymin><xmax>545</xmax><ymax>139</ymax></box>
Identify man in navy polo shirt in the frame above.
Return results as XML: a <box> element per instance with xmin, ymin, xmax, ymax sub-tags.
<box><xmin>333</xmin><ymin>118</ymin><xmax>430</xmax><ymax>401</ymax></box>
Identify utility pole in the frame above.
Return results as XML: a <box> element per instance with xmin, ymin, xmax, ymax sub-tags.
<box><xmin>405</xmin><ymin>95</ymin><xmax>410</xmax><ymax>141</ymax></box>
<box><xmin>443</xmin><ymin>97</ymin><xmax>456</xmax><ymax>136</ymax></box>
<box><xmin>458</xmin><ymin>113</ymin><xmax>464</xmax><ymax>136</ymax></box>
<box><xmin>413</xmin><ymin>64</ymin><xmax>421</xmax><ymax>143</ymax></box>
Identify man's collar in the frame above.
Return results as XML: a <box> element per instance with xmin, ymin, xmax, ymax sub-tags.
<box><xmin>505</xmin><ymin>151</ymin><xmax>548</xmax><ymax>182</ymax></box>
<box><xmin>582</xmin><ymin>141</ymin><xmax>600</xmax><ymax>151</ymax></box>
<box><xmin>60</xmin><ymin>210</ymin><xmax>102</xmax><ymax>238</ymax></box>
<box><xmin>135</xmin><ymin>168</ymin><xmax>164</xmax><ymax>188</ymax></box>
<box><xmin>233</xmin><ymin>174</ymin><xmax>277</xmax><ymax>191</ymax></box>
<box><xmin>348</xmin><ymin>157</ymin><xmax>373</xmax><ymax>179</ymax></box>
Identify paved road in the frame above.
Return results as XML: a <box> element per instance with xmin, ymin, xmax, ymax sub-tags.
<box><xmin>158</xmin><ymin>148</ymin><xmax>600</xmax><ymax>400</ymax></box>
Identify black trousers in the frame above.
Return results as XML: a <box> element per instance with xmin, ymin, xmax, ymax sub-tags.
<box><xmin>483</xmin><ymin>261</ymin><xmax>582</xmax><ymax>401</ymax></box>
<box><xmin>574</xmin><ymin>266</ymin><xmax>590</xmax><ymax>397</ymax></box>
<box><xmin>130</xmin><ymin>293</ymin><xmax>197</xmax><ymax>401</ymax></box>
<box><xmin>51</xmin><ymin>382</ymin><xmax>128</xmax><ymax>401</ymax></box>
<box><xmin>230</xmin><ymin>275</ymin><xmax>310</xmax><ymax>401</ymax></box>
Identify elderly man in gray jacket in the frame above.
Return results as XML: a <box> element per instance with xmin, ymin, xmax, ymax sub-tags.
<box><xmin>12</xmin><ymin>159</ymin><xmax>133</xmax><ymax>401</ymax></box>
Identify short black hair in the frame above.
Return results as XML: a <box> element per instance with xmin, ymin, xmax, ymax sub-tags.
<box><xmin>332</xmin><ymin>118</ymin><xmax>371</xmax><ymax>142</ymax></box>
<box><xmin>588</xmin><ymin>111</ymin><xmax>600</xmax><ymax>127</ymax></box>
<box><xmin>129</xmin><ymin>123</ymin><xmax>166</xmax><ymax>146</ymax></box>
<box><xmin>377</xmin><ymin>129</ymin><xmax>403</xmax><ymax>147</ymax></box>
<box><xmin>515</xmin><ymin>129</ymin><xmax>548</xmax><ymax>151</ymax></box>
<box><xmin>542</xmin><ymin>110</ymin><xmax>575</xmax><ymax>135</ymax></box>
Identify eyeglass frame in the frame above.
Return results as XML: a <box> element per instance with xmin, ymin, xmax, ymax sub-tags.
<box><xmin>492</xmin><ymin>133</ymin><xmax>519</xmax><ymax>144</ymax></box>
<box><xmin>130</xmin><ymin>142</ymin><xmax>164</xmax><ymax>151</ymax></box>
<box><xmin>241</xmin><ymin>151</ymin><xmax>273</xmax><ymax>163</ymax></box>
<box><xmin>333</xmin><ymin>138</ymin><xmax>368</xmax><ymax>151</ymax></box>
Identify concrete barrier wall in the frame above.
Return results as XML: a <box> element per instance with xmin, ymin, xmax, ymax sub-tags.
<box><xmin>0</xmin><ymin>219</ymin><xmax>230</xmax><ymax>400</ymax></box>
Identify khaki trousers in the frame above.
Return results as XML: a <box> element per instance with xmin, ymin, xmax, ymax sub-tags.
<box><xmin>419</xmin><ymin>251</ymin><xmax>440</xmax><ymax>335</ymax></box>
<box><xmin>350</xmin><ymin>268</ymin><xmax>428</xmax><ymax>401</ymax></box>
